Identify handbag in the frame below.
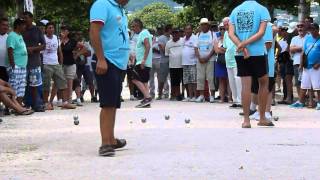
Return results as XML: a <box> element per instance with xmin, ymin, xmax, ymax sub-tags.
<box><xmin>302</xmin><ymin>38</ymin><xmax>320</xmax><ymax>68</ymax></box>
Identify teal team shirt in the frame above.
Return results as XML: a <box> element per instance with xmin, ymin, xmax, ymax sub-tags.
<box><xmin>304</xmin><ymin>34</ymin><xmax>320</xmax><ymax>69</ymax></box>
<box><xmin>90</xmin><ymin>0</ymin><xmax>130</xmax><ymax>70</ymax></box>
<box><xmin>263</xmin><ymin>23</ymin><xmax>275</xmax><ymax>77</ymax></box>
<box><xmin>230</xmin><ymin>0</ymin><xmax>271</xmax><ymax>56</ymax></box>
<box><xmin>223</xmin><ymin>32</ymin><xmax>237</xmax><ymax>68</ymax></box>
<box><xmin>6</xmin><ymin>31</ymin><xmax>28</xmax><ymax>68</ymax></box>
<box><xmin>135</xmin><ymin>29</ymin><xmax>153</xmax><ymax>68</ymax></box>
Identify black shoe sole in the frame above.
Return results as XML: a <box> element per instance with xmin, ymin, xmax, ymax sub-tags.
<box><xmin>99</xmin><ymin>151</ymin><xmax>115</xmax><ymax>157</ymax></box>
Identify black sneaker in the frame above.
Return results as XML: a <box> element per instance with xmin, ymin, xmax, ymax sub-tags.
<box><xmin>229</xmin><ymin>104</ymin><xmax>238</xmax><ymax>108</ymax></box>
<box><xmin>136</xmin><ymin>97</ymin><xmax>152</xmax><ymax>108</ymax></box>
<box><xmin>80</xmin><ymin>97</ymin><xmax>84</xmax><ymax>103</ymax></box>
<box><xmin>99</xmin><ymin>145</ymin><xmax>115</xmax><ymax>157</ymax></box>
<box><xmin>112</xmin><ymin>139</ymin><xmax>127</xmax><ymax>149</ymax></box>
<box><xmin>91</xmin><ymin>97</ymin><xmax>99</xmax><ymax>103</ymax></box>
<box><xmin>33</xmin><ymin>106</ymin><xmax>45</xmax><ymax>112</ymax></box>
<box><xmin>239</xmin><ymin>109</ymin><xmax>256</xmax><ymax>116</ymax></box>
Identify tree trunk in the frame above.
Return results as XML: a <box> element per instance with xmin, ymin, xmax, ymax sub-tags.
<box><xmin>16</xmin><ymin>0</ymin><xmax>24</xmax><ymax>17</ymax></box>
<box><xmin>298</xmin><ymin>0</ymin><xmax>310</xmax><ymax>21</ymax></box>
<box><xmin>0</xmin><ymin>7</ymin><xmax>6</xmax><ymax>18</ymax></box>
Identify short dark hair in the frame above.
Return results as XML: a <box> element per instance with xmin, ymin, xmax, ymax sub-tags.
<box><xmin>61</xmin><ymin>25</ymin><xmax>71</xmax><ymax>31</ymax></box>
<box><xmin>310</xmin><ymin>23</ymin><xmax>319</xmax><ymax>30</ymax></box>
<box><xmin>132</xmin><ymin>18</ymin><xmax>143</xmax><ymax>29</ymax></box>
<box><xmin>46</xmin><ymin>22</ymin><xmax>55</xmax><ymax>28</ymax></box>
<box><xmin>305</xmin><ymin>16</ymin><xmax>314</xmax><ymax>23</ymax></box>
<box><xmin>13</xmin><ymin>18</ymin><xmax>25</xmax><ymax>29</ymax></box>
<box><xmin>23</xmin><ymin>11</ymin><xmax>33</xmax><ymax>18</ymax></box>
<box><xmin>0</xmin><ymin>17</ymin><xmax>9</xmax><ymax>24</ymax></box>
<box><xmin>185</xmin><ymin>24</ymin><xmax>193</xmax><ymax>29</ymax></box>
<box><xmin>164</xmin><ymin>24</ymin><xmax>172</xmax><ymax>33</ymax></box>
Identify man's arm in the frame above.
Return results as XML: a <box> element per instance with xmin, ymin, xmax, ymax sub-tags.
<box><xmin>141</xmin><ymin>38</ymin><xmax>151</xmax><ymax>68</ymax></box>
<box><xmin>7</xmin><ymin>48</ymin><xmax>15</xmax><ymax>68</ymax></box>
<box><xmin>58</xmin><ymin>45</ymin><xmax>63</xmax><ymax>65</ymax></box>
<box><xmin>238</xmin><ymin>21</ymin><xmax>268</xmax><ymax>49</ymax></box>
<box><xmin>90</xmin><ymin>22</ymin><xmax>107</xmax><ymax>75</ymax></box>
<box><xmin>265</xmin><ymin>42</ymin><xmax>272</xmax><ymax>51</ymax></box>
<box><xmin>28</xmin><ymin>31</ymin><xmax>46</xmax><ymax>54</ymax></box>
<box><xmin>228</xmin><ymin>23</ymin><xmax>241</xmax><ymax>46</ymax></box>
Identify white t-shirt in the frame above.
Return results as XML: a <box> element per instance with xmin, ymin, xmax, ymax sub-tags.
<box><xmin>182</xmin><ymin>34</ymin><xmax>198</xmax><ymax>65</ymax></box>
<box><xmin>197</xmin><ymin>31</ymin><xmax>217</xmax><ymax>62</ymax></box>
<box><xmin>0</xmin><ymin>34</ymin><xmax>8</xmax><ymax>67</ymax></box>
<box><xmin>165</xmin><ymin>38</ymin><xmax>183</xmax><ymax>68</ymax></box>
<box><xmin>43</xmin><ymin>35</ymin><xmax>59</xmax><ymax>65</ymax></box>
<box><xmin>290</xmin><ymin>35</ymin><xmax>305</xmax><ymax>65</ymax></box>
<box><xmin>152</xmin><ymin>37</ymin><xmax>161</xmax><ymax>60</ymax></box>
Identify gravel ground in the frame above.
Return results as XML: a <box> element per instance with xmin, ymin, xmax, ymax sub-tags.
<box><xmin>0</xmin><ymin>98</ymin><xmax>320</xmax><ymax>179</ymax></box>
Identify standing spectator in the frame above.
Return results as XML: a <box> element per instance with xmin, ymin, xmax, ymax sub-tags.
<box><xmin>90</xmin><ymin>0</ymin><xmax>129</xmax><ymax>156</ymax></box>
<box><xmin>223</xmin><ymin>17</ymin><xmax>242</xmax><ymax>108</ymax></box>
<box><xmin>149</xmin><ymin>28</ymin><xmax>161</xmax><ymax>99</ymax></box>
<box><xmin>128</xmin><ymin>30</ymin><xmax>139</xmax><ymax>100</ymax></box>
<box><xmin>290</xmin><ymin>22</ymin><xmax>307</xmax><ymax>96</ymax></box>
<box><xmin>165</xmin><ymin>28</ymin><xmax>183</xmax><ymax>101</ymax></box>
<box><xmin>195</xmin><ymin>18</ymin><xmax>217</xmax><ymax>103</ymax></box>
<box><xmin>130</xmin><ymin>18</ymin><xmax>153</xmax><ymax>108</ymax></box>
<box><xmin>290</xmin><ymin>23</ymin><xmax>320</xmax><ymax>110</ymax></box>
<box><xmin>60</xmin><ymin>25</ymin><xmax>78</xmax><ymax>105</ymax></box>
<box><xmin>277</xmin><ymin>26</ymin><xmax>293</xmax><ymax>104</ymax></box>
<box><xmin>22</xmin><ymin>11</ymin><xmax>46</xmax><ymax>112</ymax></box>
<box><xmin>42</xmin><ymin>22</ymin><xmax>75</xmax><ymax>110</ymax></box>
<box><xmin>229</xmin><ymin>0</ymin><xmax>274</xmax><ymax>128</ymax></box>
<box><xmin>157</xmin><ymin>25</ymin><xmax>172</xmax><ymax>100</ymax></box>
<box><xmin>0</xmin><ymin>17</ymin><xmax>9</xmax><ymax>82</ymax></box>
<box><xmin>214</xmin><ymin>23</ymin><xmax>229</xmax><ymax>103</ymax></box>
<box><xmin>182</xmin><ymin>24</ymin><xmax>198</xmax><ymax>102</ymax></box>
<box><xmin>6</xmin><ymin>18</ymin><xmax>27</xmax><ymax>105</ymax></box>
<box><xmin>304</xmin><ymin>17</ymin><xmax>314</xmax><ymax>33</ymax></box>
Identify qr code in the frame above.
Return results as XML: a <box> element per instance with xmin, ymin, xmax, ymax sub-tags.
<box><xmin>236</xmin><ymin>11</ymin><xmax>254</xmax><ymax>33</ymax></box>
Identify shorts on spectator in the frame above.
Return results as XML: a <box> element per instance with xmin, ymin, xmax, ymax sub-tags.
<box><xmin>251</xmin><ymin>77</ymin><xmax>275</xmax><ymax>94</ymax></box>
<box><xmin>170</xmin><ymin>68</ymin><xmax>183</xmax><ymax>87</ymax></box>
<box><xmin>235</xmin><ymin>56</ymin><xmax>268</xmax><ymax>78</ymax></box>
<box><xmin>92</xmin><ymin>58</ymin><xmax>123</xmax><ymax>108</ymax></box>
<box><xmin>77</xmin><ymin>65</ymin><xmax>94</xmax><ymax>86</ymax></box>
<box><xmin>128</xmin><ymin>65</ymin><xmax>151</xmax><ymax>83</ymax></box>
<box><xmin>28</xmin><ymin>66</ymin><xmax>42</xmax><ymax>87</ymax></box>
<box><xmin>0</xmin><ymin>66</ymin><xmax>9</xmax><ymax>82</ymax></box>
<box><xmin>301</xmin><ymin>68</ymin><xmax>320</xmax><ymax>90</ymax></box>
<box><xmin>63</xmin><ymin>64</ymin><xmax>77</xmax><ymax>80</ymax></box>
<box><xmin>158</xmin><ymin>62</ymin><xmax>169</xmax><ymax>83</ymax></box>
<box><xmin>183</xmin><ymin>65</ymin><xmax>197</xmax><ymax>84</ymax></box>
<box><xmin>293</xmin><ymin>65</ymin><xmax>301</xmax><ymax>87</ymax></box>
<box><xmin>7</xmin><ymin>66</ymin><xmax>27</xmax><ymax>98</ymax></box>
<box><xmin>285</xmin><ymin>60</ymin><xmax>294</xmax><ymax>75</ymax></box>
<box><xmin>43</xmin><ymin>64</ymin><xmax>67</xmax><ymax>91</ymax></box>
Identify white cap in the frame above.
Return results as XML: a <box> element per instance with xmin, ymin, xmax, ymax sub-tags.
<box><xmin>287</xmin><ymin>22</ymin><xmax>298</xmax><ymax>33</ymax></box>
<box><xmin>40</xmin><ymin>19</ymin><xmax>49</xmax><ymax>26</ymax></box>
<box><xmin>200</xmin><ymin>18</ymin><xmax>210</xmax><ymax>25</ymax></box>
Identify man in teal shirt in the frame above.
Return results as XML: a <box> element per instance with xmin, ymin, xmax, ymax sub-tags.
<box><xmin>6</xmin><ymin>18</ymin><xmax>28</xmax><ymax>105</ymax></box>
<box><xmin>130</xmin><ymin>18</ymin><xmax>153</xmax><ymax>108</ymax></box>
<box><xmin>90</xmin><ymin>0</ymin><xmax>130</xmax><ymax>156</ymax></box>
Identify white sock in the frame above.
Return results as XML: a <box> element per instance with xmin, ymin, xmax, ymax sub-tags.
<box><xmin>77</xmin><ymin>98</ymin><xmax>81</xmax><ymax>103</ymax></box>
<box><xmin>250</xmin><ymin>102</ymin><xmax>257</xmax><ymax>111</ymax></box>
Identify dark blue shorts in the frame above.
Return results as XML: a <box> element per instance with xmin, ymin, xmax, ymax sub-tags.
<box><xmin>92</xmin><ymin>57</ymin><xmax>123</xmax><ymax>108</ymax></box>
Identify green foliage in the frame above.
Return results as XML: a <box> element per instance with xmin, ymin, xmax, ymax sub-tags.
<box><xmin>129</xmin><ymin>2</ymin><xmax>175</xmax><ymax>29</ymax></box>
<box><xmin>172</xmin><ymin>6</ymin><xmax>200</xmax><ymax>28</ymax></box>
<box><xmin>126</xmin><ymin>0</ymin><xmax>179</xmax><ymax>12</ymax></box>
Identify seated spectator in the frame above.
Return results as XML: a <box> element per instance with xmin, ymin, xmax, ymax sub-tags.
<box><xmin>0</xmin><ymin>79</ymin><xmax>33</xmax><ymax>115</ymax></box>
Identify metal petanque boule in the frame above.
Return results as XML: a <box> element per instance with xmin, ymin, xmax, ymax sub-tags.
<box><xmin>165</xmin><ymin>115</ymin><xmax>170</xmax><ymax>120</ymax></box>
<box><xmin>73</xmin><ymin>116</ymin><xmax>79</xmax><ymax>126</ymax></box>
<box><xmin>141</xmin><ymin>118</ymin><xmax>147</xmax><ymax>123</ymax></box>
<box><xmin>185</xmin><ymin>118</ymin><xmax>191</xmax><ymax>124</ymax></box>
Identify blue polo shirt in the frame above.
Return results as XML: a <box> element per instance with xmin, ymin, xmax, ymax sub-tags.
<box><xmin>304</xmin><ymin>34</ymin><xmax>320</xmax><ymax>69</ymax></box>
<box><xmin>263</xmin><ymin>23</ymin><xmax>275</xmax><ymax>77</ymax></box>
<box><xmin>230</xmin><ymin>0</ymin><xmax>271</xmax><ymax>56</ymax></box>
<box><xmin>90</xmin><ymin>0</ymin><xmax>130</xmax><ymax>70</ymax></box>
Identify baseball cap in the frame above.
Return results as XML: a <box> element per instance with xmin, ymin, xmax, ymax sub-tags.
<box><xmin>287</xmin><ymin>22</ymin><xmax>298</xmax><ymax>33</ymax></box>
<box><xmin>200</xmin><ymin>18</ymin><xmax>210</xmax><ymax>25</ymax></box>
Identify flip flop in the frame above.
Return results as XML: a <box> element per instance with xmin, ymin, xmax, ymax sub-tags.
<box><xmin>257</xmin><ymin>121</ymin><xmax>275</xmax><ymax>127</ymax></box>
<box><xmin>242</xmin><ymin>123</ymin><xmax>251</xmax><ymax>128</ymax></box>
<box><xmin>15</xmin><ymin>109</ymin><xmax>34</xmax><ymax>116</ymax></box>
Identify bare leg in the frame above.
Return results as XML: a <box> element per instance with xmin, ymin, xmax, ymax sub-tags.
<box><xmin>132</xmin><ymin>80</ymin><xmax>151</xmax><ymax>98</ymax></box>
<box><xmin>30</xmin><ymin>86</ymin><xmax>38</xmax><ymax>108</ymax></box>
<box><xmin>100</xmin><ymin>107</ymin><xmax>117</xmax><ymax>145</ymax></box>
<box><xmin>0</xmin><ymin>93</ymin><xmax>26</xmax><ymax>113</ymax></box>
<box><xmin>285</xmin><ymin>75</ymin><xmax>293</xmax><ymax>103</ymax></box>
<box><xmin>241</xmin><ymin>76</ymin><xmax>252</xmax><ymax>127</ymax></box>
<box><xmin>258</xmin><ymin>75</ymin><xmax>269</xmax><ymax>123</ymax></box>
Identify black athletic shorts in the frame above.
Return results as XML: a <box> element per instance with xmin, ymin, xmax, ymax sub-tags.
<box><xmin>251</xmin><ymin>77</ymin><xmax>275</xmax><ymax>94</ymax></box>
<box><xmin>285</xmin><ymin>60</ymin><xmax>294</xmax><ymax>75</ymax></box>
<box><xmin>170</xmin><ymin>68</ymin><xmax>183</xmax><ymax>87</ymax></box>
<box><xmin>91</xmin><ymin>57</ymin><xmax>123</xmax><ymax>108</ymax></box>
<box><xmin>0</xmin><ymin>66</ymin><xmax>9</xmax><ymax>82</ymax></box>
<box><xmin>235</xmin><ymin>56</ymin><xmax>268</xmax><ymax>78</ymax></box>
<box><xmin>129</xmin><ymin>65</ymin><xmax>150</xmax><ymax>83</ymax></box>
